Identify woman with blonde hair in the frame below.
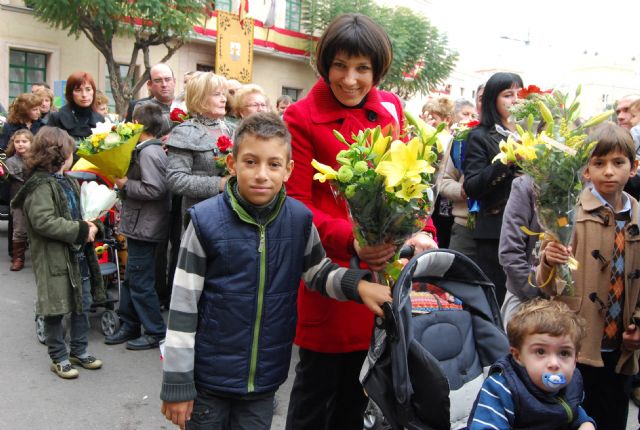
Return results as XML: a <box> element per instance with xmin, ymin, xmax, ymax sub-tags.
<box><xmin>166</xmin><ymin>72</ymin><xmax>234</xmax><ymax>217</ymax></box>
<box><xmin>233</xmin><ymin>84</ymin><xmax>270</xmax><ymax>119</ymax></box>
<box><xmin>0</xmin><ymin>92</ymin><xmax>43</xmax><ymax>150</ymax></box>
<box><xmin>421</xmin><ymin>95</ymin><xmax>455</xmax><ymax>130</ymax></box>
<box><xmin>33</xmin><ymin>87</ymin><xmax>57</xmax><ymax>125</ymax></box>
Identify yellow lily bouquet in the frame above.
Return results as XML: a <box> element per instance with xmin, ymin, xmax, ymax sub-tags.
<box><xmin>76</xmin><ymin>120</ymin><xmax>145</xmax><ymax>181</ymax></box>
<box><xmin>493</xmin><ymin>86</ymin><xmax>612</xmax><ymax>295</ymax></box>
<box><xmin>312</xmin><ymin>112</ymin><xmax>448</xmax><ymax>282</ymax></box>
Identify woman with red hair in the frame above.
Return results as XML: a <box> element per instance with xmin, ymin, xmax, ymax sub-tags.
<box><xmin>48</xmin><ymin>71</ymin><xmax>104</xmax><ymax>141</ymax></box>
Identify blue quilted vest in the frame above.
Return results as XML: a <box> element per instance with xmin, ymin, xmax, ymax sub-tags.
<box><xmin>493</xmin><ymin>355</ymin><xmax>585</xmax><ymax>430</ymax></box>
<box><xmin>188</xmin><ymin>186</ymin><xmax>312</xmax><ymax>395</ymax></box>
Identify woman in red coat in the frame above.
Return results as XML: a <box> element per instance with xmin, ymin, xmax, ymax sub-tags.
<box><xmin>284</xmin><ymin>13</ymin><xmax>438</xmax><ymax>429</ymax></box>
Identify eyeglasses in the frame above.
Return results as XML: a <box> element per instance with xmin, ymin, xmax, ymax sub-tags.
<box><xmin>245</xmin><ymin>103</ymin><xmax>268</xmax><ymax>109</ymax></box>
<box><xmin>151</xmin><ymin>77</ymin><xmax>174</xmax><ymax>84</ymax></box>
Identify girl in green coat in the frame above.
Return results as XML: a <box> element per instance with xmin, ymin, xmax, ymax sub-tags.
<box><xmin>12</xmin><ymin>126</ymin><xmax>105</xmax><ymax>379</ymax></box>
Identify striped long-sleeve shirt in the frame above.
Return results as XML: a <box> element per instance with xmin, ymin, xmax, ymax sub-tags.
<box><xmin>468</xmin><ymin>373</ymin><xmax>593</xmax><ymax>430</ymax></box>
<box><xmin>160</xmin><ymin>220</ymin><xmax>371</xmax><ymax>402</ymax></box>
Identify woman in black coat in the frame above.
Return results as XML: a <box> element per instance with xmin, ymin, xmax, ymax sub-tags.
<box><xmin>463</xmin><ymin>72</ymin><xmax>523</xmax><ymax>304</ymax></box>
<box><xmin>48</xmin><ymin>71</ymin><xmax>104</xmax><ymax>142</ymax></box>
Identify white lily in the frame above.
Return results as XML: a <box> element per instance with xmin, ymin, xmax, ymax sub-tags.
<box><xmin>91</xmin><ymin>119</ymin><xmax>116</xmax><ymax>135</ymax></box>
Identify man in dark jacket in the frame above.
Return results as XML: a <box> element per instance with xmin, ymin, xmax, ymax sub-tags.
<box><xmin>125</xmin><ymin>63</ymin><xmax>177</xmax><ymax>123</ymax></box>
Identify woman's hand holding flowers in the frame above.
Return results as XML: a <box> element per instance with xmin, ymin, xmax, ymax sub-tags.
<box><xmin>354</xmin><ymin>240</ymin><xmax>396</xmax><ymax>271</ymax></box>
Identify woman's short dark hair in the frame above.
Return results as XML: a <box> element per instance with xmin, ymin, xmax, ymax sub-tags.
<box><xmin>132</xmin><ymin>103</ymin><xmax>166</xmax><ymax>138</ymax></box>
<box><xmin>480</xmin><ymin>72</ymin><xmax>523</xmax><ymax>129</ymax></box>
<box><xmin>64</xmin><ymin>71</ymin><xmax>97</xmax><ymax>106</ymax></box>
<box><xmin>25</xmin><ymin>126</ymin><xmax>75</xmax><ymax>174</ymax></box>
<box><xmin>315</xmin><ymin>13</ymin><xmax>393</xmax><ymax>85</ymax></box>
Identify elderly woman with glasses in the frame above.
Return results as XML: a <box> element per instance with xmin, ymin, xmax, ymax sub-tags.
<box><xmin>232</xmin><ymin>84</ymin><xmax>271</xmax><ymax>119</ymax></box>
<box><xmin>166</xmin><ymin>72</ymin><xmax>234</xmax><ymax>219</ymax></box>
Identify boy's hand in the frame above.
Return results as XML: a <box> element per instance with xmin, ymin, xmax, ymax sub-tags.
<box><xmin>161</xmin><ymin>400</ymin><xmax>194</xmax><ymax>430</ymax></box>
<box><xmin>86</xmin><ymin>221</ymin><xmax>98</xmax><ymax>243</ymax></box>
<box><xmin>542</xmin><ymin>241</ymin><xmax>572</xmax><ymax>266</ymax></box>
<box><xmin>622</xmin><ymin>324</ymin><xmax>640</xmax><ymax>350</ymax></box>
<box><xmin>357</xmin><ymin>280</ymin><xmax>392</xmax><ymax>317</ymax></box>
<box><xmin>113</xmin><ymin>176</ymin><xmax>128</xmax><ymax>189</ymax></box>
<box><xmin>577</xmin><ymin>422</ymin><xmax>596</xmax><ymax>430</ymax></box>
<box><xmin>354</xmin><ymin>241</ymin><xmax>396</xmax><ymax>271</ymax></box>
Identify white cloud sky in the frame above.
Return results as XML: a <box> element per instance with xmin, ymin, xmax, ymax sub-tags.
<box><xmin>426</xmin><ymin>0</ymin><xmax>637</xmax><ymax>68</ymax></box>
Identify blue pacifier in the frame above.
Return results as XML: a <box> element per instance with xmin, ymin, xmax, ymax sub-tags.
<box><xmin>542</xmin><ymin>373</ymin><xmax>567</xmax><ymax>390</ymax></box>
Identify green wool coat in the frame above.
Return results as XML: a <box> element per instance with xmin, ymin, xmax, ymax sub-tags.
<box><xmin>12</xmin><ymin>170</ymin><xmax>105</xmax><ymax>316</ymax></box>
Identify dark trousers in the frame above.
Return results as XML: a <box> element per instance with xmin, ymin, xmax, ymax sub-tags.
<box><xmin>578</xmin><ymin>351</ymin><xmax>630</xmax><ymax>430</ymax></box>
<box><xmin>44</xmin><ymin>277</ymin><xmax>91</xmax><ymax>362</ymax></box>
<box><xmin>474</xmin><ymin>239</ymin><xmax>506</xmax><ymax>305</ymax></box>
<box><xmin>154</xmin><ymin>195</ymin><xmax>182</xmax><ymax>306</ymax></box>
<box><xmin>286</xmin><ymin>348</ymin><xmax>368</xmax><ymax>430</ymax></box>
<box><xmin>119</xmin><ymin>238</ymin><xmax>166</xmax><ymax>337</ymax></box>
<box><xmin>187</xmin><ymin>389</ymin><xmax>275</xmax><ymax>430</ymax></box>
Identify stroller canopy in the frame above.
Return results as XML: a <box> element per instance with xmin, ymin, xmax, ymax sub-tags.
<box><xmin>361</xmin><ymin>249</ymin><xmax>509</xmax><ymax>430</ymax></box>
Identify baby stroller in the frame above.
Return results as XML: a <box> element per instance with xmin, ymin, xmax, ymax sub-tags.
<box><xmin>35</xmin><ymin>170</ymin><xmax>124</xmax><ymax>343</ymax></box>
<box><xmin>360</xmin><ymin>249</ymin><xmax>510</xmax><ymax>430</ymax></box>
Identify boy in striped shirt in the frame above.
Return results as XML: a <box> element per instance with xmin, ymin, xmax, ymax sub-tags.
<box><xmin>159</xmin><ymin>112</ymin><xmax>392</xmax><ymax>429</ymax></box>
<box><xmin>468</xmin><ymin>299</ymin><xmax>595</xmax><ymax>430</ymax></box>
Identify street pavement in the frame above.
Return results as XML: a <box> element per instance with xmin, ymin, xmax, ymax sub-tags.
<box><xmin>1</xmin><ymin>218</ymin><xmax>638</xmax><ymax>429</ymax></box>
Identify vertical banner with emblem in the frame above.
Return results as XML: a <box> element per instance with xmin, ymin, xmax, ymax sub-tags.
<box><xmin>216</xmin><ymin>11</ymin><xmax>254</xmax><ymax>83</ymax></box>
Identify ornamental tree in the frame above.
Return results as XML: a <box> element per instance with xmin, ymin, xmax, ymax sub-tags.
<box><xmin>301</xmin><ymin>0</ymin><xmax>458</xmax><ymax>100</ymax></box>
<box><xmin>27</xmin><ymin>0</ymin><xmax>213</xmax><ymax>116</ymax></box>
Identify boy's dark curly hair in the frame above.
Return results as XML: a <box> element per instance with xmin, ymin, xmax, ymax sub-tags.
<box><xmin>25</xmin><ymin>126</ymin><xmax>75</xmax><ymax>174</ymax></box>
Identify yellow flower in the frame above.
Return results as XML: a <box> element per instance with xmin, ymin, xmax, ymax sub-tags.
<box><xmin>514</xmin><ymin>131</ymin><xmax>538</xmax><ymax>161</ymax></box>
<box><xmin>395</xmin><ymin>180</ymin><xmax>429</xmax><ymax>201</ymax></box>
<box><xmin>493</xmin><ymin>135</ymin><xmax>518</xmax><ymax>164</ymax></box>
<box><xmin>311</xmin><ymin>159</ymin><xmax>338</xmax><ymax>183</ymax></box>
<box><xmin>370</xmin><ymin>134</ymin><xmax>391</xmax><ymax>164</ymax></box>
<box><xmin>375</xmin><ymin>139</ymin><xmax>433</xmax><ymax>189</ymax></box>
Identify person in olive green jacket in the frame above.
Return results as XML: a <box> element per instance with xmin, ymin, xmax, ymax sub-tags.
<box><xmin>11</xmin><ymin>126</ymin><xmax>106</xmax><ymax>380</ymax></box>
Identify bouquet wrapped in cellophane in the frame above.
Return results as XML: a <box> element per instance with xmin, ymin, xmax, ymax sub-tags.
<box><xmin>80</xmin><ymin>181</ymin><xmax>117</xmax><ymax>220</ymax></box>
<box><xmin>493</xmin><ymin>86</ymin><xmax>612</xmax><ymax>295</ymax></box>
<box><xmin>76</xmin><ymin>120</ymin><xmax>144</xmax><ymax>181</ymax></box>
<box><xmin>312</xmin><ymin>112</ymin><xmax>450</xmax><ymax>283</ymax></box>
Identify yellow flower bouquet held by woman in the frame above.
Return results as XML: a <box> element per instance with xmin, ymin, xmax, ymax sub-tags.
<box><xmin>493</xmin><ymin>86</ymin><xmax>612</xmax><ymax>295</ymax></box>
<box><xmin>76</xmin><ymin>120</ymin><xmax>144</xmax><ymax>180</ymax></box>
<box><xmin>312</xmin><ymin>112</ymin><xmax>449</xmax><ymax>283</ymax></box>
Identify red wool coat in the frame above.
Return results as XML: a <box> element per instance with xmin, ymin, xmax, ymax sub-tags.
<box><xmin>285</xmin><ymin>79</ymin><xmax>437</xmax><ymax>353</ymax></box>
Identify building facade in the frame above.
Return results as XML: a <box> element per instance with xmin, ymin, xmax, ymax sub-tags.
<box><xmin>0</xmin><ymin>0</ymin><xmax>318</xmax><ymax>115</ymax></box>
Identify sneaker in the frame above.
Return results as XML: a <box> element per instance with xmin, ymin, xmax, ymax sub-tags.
<box><xmin>50</xmin><ymin>362</ymin><xmax>79</xmax><ymax>379</ymax></box>
<box><xmin>69</xmin><ymin>355</ymin><xmax>103</xmax><ymax>370</ymax></box>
